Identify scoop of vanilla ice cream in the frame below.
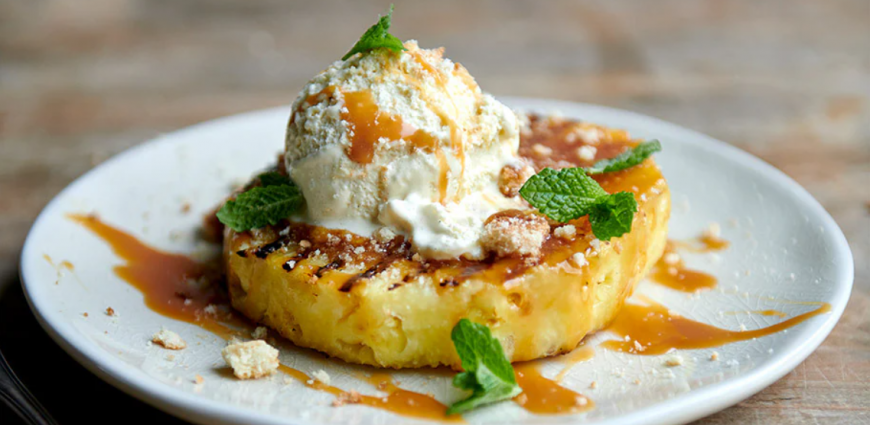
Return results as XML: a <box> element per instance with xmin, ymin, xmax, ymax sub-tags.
<box><xmin>285</xmin><ymin>41</ymin><xmax>524</xmax><ymax>259</ymax></box>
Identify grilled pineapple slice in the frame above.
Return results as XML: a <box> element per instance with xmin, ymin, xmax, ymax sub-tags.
<box><xmin>224</xmin><ymin>116</ymin><xmax>670</xmax><ymax>369</ymax></box>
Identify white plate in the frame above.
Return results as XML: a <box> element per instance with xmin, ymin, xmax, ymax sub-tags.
<box><xmin>20</xmin><ymin>98</ymin><xmax>853</xmax><ymax>425</ymax></box>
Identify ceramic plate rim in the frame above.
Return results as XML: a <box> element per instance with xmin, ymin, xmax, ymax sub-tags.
<box><xmin>19</xmin><ymin>98</ymin><xmax>854</xmax><ymax>425</ymax></box>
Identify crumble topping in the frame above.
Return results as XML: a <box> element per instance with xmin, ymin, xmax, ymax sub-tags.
<box><xmin>332</xmin><ymin>390</ymin><xmax>363</xmax><ymax>407</ymax></box>
<box><xmin>554</xmin><ymin>224</ymin><xmax>576</xmax><ymax>240</ymax></box>
<box><xmin>152</xmin><ymin>328</ymin><xmax>187</xmax><ymax>350</ymax></box>
<box><xmin>577</xmin><ymin>145</ymin><xmax>597</xmax><ymax>161</ymax></box>
<box><xmin>481</xmin><ymin>212</ymin><xmax>549</xmax><ymax>257</ymax></box>
<box><xmin>373</xmin><ymin>227</ymin><xmax>397</xmax><ymax>243</ymax></box>
<box><xmin>498</xmin><ymin>162</ymin><xmax>535</xmax><ymax>198</ymax></box>
<box><xmin>222</xmin><ymin>340</ymin><xmax>280</xmax><ymax>380</ymax></box>
<box><xmin>664</xmin><ymin>355</ymin><xmax>684</xmax><ymax>367</ymax></box>
<box><xmin>569</xmin><ymin>252</ymin><xmax>588</xmax><ymax>268</ymax></box>
<box><xmin>703</xmin><ymin>222</ymin><xmax>722</xmax><ymax>239</ymax></box>
<box><xmin>252</xmin><ymin>326</ymin><xmax>269</xmax><ymax>340</ymax></box>
<box><xmin>312</xmin><ymin>369</ymin><xmax>331</xmax><ymax>385</ymax></box>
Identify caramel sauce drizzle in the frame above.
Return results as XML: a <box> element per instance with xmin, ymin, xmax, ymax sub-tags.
<box><xmin>554</xmin><ymin>344</ymin><xmax>595</xmax><ymax>383</ymax></box>
<box><xmin>601</xmin><ymin>297</ymin><xmax>831</xmax><ymax>355</ymax></box>
<box><xmin>650</xmin><ymin>233</ymin><xmax>731</xmax><ymax>293</ymax></box>
<box><xmin>650</xmin><ymin>241</ymin><xmax>718</xmax><ymax>293</ymax></box>
<box><xmin>307</xmin><ymin>86</ymin><xmax>449</xmax><ymax>201</ymax></box>
<box><xmin>514</xmin><ymin>363</ymin><xmax>594</xmax><ymax>414</ymax></box>
<box><xmin>68</xmin><ymin>214</ymin><xmax>456</xmax><ymax>422</ymax></box>
<box><xmin>724</xmin><ymin>309</ymin><xmax>788</xmax><ymax>318</ymax></box>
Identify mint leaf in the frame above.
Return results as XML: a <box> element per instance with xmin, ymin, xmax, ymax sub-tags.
<box><xmin>519</xmin><ymin>167</ymin><xmax>639</xmax><ymax>240</ymax></box>
<box><xmin>216</xmin><ymin>184</ymin><xmax>303</xmax><ymax>232</ymax></box>
<box><xmin>586</xmin><ymin>140</ymin><xmax>661</xmax><ymax>174</ymax></box>
<box><xmin>258</xmin><ymin>171</ymin><xmax>291</xmax><ymax>187</ymax></box>
<box><xmin>518</xmin><ymin>167</ymin><xmax>607</xmax><ymax>223</ymax></box>
<box><xmin>342</xmin><ymin>5</ymin><xmax>406</xmax><ymax>61</ymax></box>
<box><xmin>589</xmin><ymin>191</ymin><xmax>637</xmax><ymax>240</ymax></box>
<box><xmin>447</xmin><ymin>319</ymin><xmax>522</xmax><ymax>415</ymax></box>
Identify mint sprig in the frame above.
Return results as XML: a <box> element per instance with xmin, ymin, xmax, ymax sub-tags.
<box><xmin>519</xmin><ymin>167</ymin><xmax>637</xmax><ymax>240</ymax></box>
<box><xmin>586</xmin><ymin>140</ymin><xmax>661</xmax><ymax>174</ymax></box>
<box><xmin>216</xmin><ymin>178</ymin><xmax>303</xmax><ymax>232</ymax></box>
<box><xmin>447</xmin><ymin>319</ymin><xmax>522</xmax><ymax>415</ymax></box>
<box><xmin>588</xmin><ymin>191</ymin><xmax>638</xmax><ymax>240</ymax></box>
<box><xmin>342</xmin><ymin>5</ymin><xmax>406</xmax><ymax>61</ymax></box>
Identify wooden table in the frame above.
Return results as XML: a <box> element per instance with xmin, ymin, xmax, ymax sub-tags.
<box><xmin>1</xmin><ymin>0</ymin><xmax>867</xmax><ymax>423</ymax></box>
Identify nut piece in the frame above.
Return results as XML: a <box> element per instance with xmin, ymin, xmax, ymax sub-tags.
<box><xmin>152</xmin><ymin>328</ymin><xmax>187</xmax><ymax>350</ymax></box>
<box><xmin>222</xmin><ymin>340</ymin><xmax>279</xmax><ymax>380</ymax></box>
<box><xmin>481</xmin><ymin>213</ymin><xmax>550</xmax><ymax>257</ymax></box>
<box><xmin>498</xmin><ymin>163</ymin><xmax>535</xmax><ymax>197</ymax></box>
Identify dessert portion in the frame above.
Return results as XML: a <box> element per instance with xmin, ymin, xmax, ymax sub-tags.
<box><xmin>223</xmin><ymin>114</ymin><xmax>669</xmax><ymax>369</ymax></box>
<box><xmin>215</xmin><ymin>6</ymin><xmax>668</xmax><ymax>413</ymax></box>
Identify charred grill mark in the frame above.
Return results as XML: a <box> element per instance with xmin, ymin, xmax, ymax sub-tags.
<box><xmin>281</xmin><ymin>249</ymin><xmax>312</xmax><ymax>272</ymax></box>
<box><xmin>339</xmin><ymin>256</ymin><xmax>402</xmax><ymax>293</ymax></box>
<box><xmin>254</xmin><ymin>239</ymin><xmax>286</xmax><ymax>259</ymax></box>
<box><xmin>439</xmin><ymin>278</ymin><xmax>459</xmax><ymax>288</ymax></box>
<box><xmin>315</xmin><ymin>259</ymin><xmax>344</xmax><ymax>278</ymax></box>
<box><xmin>388</xmin><ymin>283</ymin><xmax>402</xmax><ymax>291</ymax></box>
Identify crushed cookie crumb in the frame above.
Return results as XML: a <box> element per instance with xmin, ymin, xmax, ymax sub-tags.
<box><xmin>411</xmin><ymin>253</ymin><xmax>423</xmax><ymax>262</ymax></box>
<box><xmin>252</xmin><ymin>326</ymin><xmax>268</xmax><ymax>340</ymax></box>
<box><xmin>664</xmin><ymin>355</ymin><xmax>684</xmax><ymax>367</ymax></box>
<box><xmin>332</xmin><ymin>390</ymin><xmax>362</xmax><ymax>406</ymax></box>
<box><xmin>703</xmin><ymin>222</ymin><xmax>722</xmax><ymax>239</ymax></box>
<box><xmin>481</xmin><ymin>213</ymin><xmax>549</xmax><ymax>257</ymax></box>
<box><xmin>498</xmin><ymin>163</ymin><xmax>535</xmax><ymax>197</ymax></box>
<box><xmin>633</xmin><ymin>340</ymin><xmax>645</xmax><ymax>352</ymax></box>
<box><xmin>554</xmin><ymin>224</ymin><xmax>577</xmax><ymax>240</ymax></box>
<box><xmin>152</xmin><ymin>328</ymin><xmax>187</xmax><ymax>350</ymax></box>
<box><xmin>589</xmin><ymin>381</ymin><xmax>597</xmax><ymax>389</ymax></box>
<box><xmin>710</xmin><ymin>351</ymin><xmax>719</xmax><ymax>361</ymax></box>
<box><xmin>532</xmin><ymin>143</ymin><xmax>553</xmax><ymax>156</ymax></box>
<box><xmin>373</xmin><ymin>227</ymin><xmax>397</xmax><ymax>244</ymax></box>
<box><xmin>83</xmin><ymin>312</ymin><xmax>88</xmax><ymax>318</ymax></box>
<box><xmin>515</xmin><ymin>393</ymin><xmax>528</xmax><ymax>405</ymax></box>
<box><xmin>105</xmin><ymin>307</ymin><xmax>116</xmax><ymax>317</ymax></box>
<box><xmin>577</xmin><ymin>145</ymin><xmax>597</xmax><ymax>161</ymax></box>
<box><xmin>569</xmin><ymin>252</ymin><xmax>588</xmax><ymax>268</ymax></box>
<box><xmin>299</xmin><ymin>240</ymin><xmax>312</xmax><ymax>248</ymax></box>
<box><xmin>194</xmin><ymin>374</ymin><xmax>204</xmax><ymax>384</ymax></box>
<box><xmin>222</xmin><ymin>340</ymin><xmax>279</xmax><ymax>380</ymax></box>
<box><xmin>312</xmin><ymin>369</ymin><xmax>331</xmax><ymax>385</ymax></box>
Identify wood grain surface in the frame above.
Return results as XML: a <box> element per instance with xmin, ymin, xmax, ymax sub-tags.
<box><xmin>0</xmin><ymin>0</ymin><xmax>867</xmax><ymax>423</ymax></box>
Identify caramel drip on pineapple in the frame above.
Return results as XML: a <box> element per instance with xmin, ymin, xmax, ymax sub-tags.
<box><xmin>601</xmin><ymin>298</ymin><xmax>831</xmax><ymax>355</ymax></box>
<box><xmin>514</xmin><ymin>363</ymin><xmax>594</xmax><ymax>414</ymax></box>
